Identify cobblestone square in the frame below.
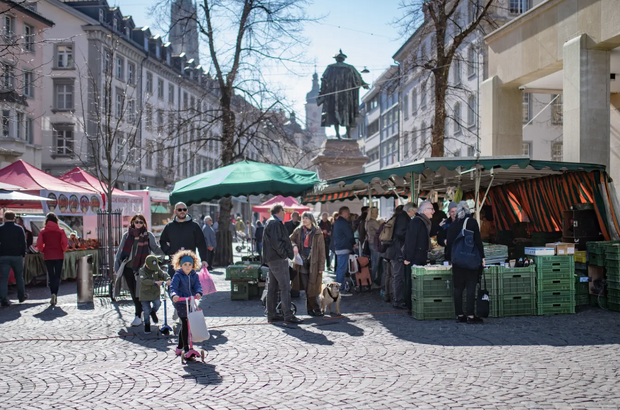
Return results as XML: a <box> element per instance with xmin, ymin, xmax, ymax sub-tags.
<box><xmin>1</xmin><ymin>267</ymin><xmax>620</xmax><ymax>409</ymax></box>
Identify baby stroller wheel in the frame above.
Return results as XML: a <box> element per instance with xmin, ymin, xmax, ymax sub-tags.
<box><xmin>235</xmin><ymin>245</ymin><xmax>243</xmax><ymax>252</ymax></box>
<box><xmin>275</xmin><ymin>301</ymin><xmax>297</xmax><ymax>316</ymax></box>
<box><xmin>354</xmin><ymin>285</ymin><xmax>361</xmax><ymax>293</ymax></box>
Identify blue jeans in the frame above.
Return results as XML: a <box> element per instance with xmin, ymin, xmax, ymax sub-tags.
<box><xmin>336</xmin><ymin>253</ymin><xmax>349</xmax><ymax>289</ymax></box>
<box><xmin>141</xmin><ymin>299</ymin><xmax>161</xmax><ymax>325</ymax></box>
<box><xmin>370</xmin><ymin>246</ymin><xmax>383</xmax><ymax>285</ymax></box>
<box><xmin>0</xmin><ymin>255</ymin><xmax>25</xmax><ymax>302</ymax></box>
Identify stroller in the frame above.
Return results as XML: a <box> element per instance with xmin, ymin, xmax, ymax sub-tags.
<box><xmin>347</xmin><ymin>254</ymin><xmax>372</xmax><ymax>293</ymax></box>
<box><xmin>260</xmin><ymin>275</ymin><xmax>297</xmax><ymax>316</ymax></box>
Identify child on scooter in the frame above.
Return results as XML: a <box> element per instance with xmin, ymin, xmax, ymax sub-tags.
<box><xmin>169</xmin><ymin>250</ymin><xmax>202</xmax><ymax>357</ymax></box>
<box><xmin>138</xmin><ymin>255</ymin><xmax>170</xmax><ymax>334</ymax></box>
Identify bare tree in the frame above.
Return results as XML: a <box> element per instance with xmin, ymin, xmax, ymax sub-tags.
<box><xmin>155</xmin><ymin>0</ymin><xmax>316</xmax><ymax>265</ymax></box>
<box><xmin>396</xmin><ymin>0</ymin><xmax>500</xmax><ymax>157</ymax></box>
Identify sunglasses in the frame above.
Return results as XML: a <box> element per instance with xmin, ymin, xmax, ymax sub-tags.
<box><xmin>176</xmin><ymin>208</ymin><xmax>188</xmax><ymax>212</ymax></box>
<box><xmin>134</xmin><ymin>220</ymin><xmax>145</xmax><ymax>225</ymax></box>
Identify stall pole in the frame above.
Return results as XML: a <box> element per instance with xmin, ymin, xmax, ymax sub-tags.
<box><xmin>474</xmin><ymin>169</ymin><xmax>481</xmax><ymax>223</ymax></box>
<box><xmin>410</xmin><ymin>172</ymin><xmax>416</xmax><ymax>204</ymax></box>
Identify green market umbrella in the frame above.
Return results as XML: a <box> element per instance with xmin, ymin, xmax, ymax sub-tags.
<box><xmin>170</xmin><ymin>160</ymin><xmax>320</xmax><ymax>206</ymax></box>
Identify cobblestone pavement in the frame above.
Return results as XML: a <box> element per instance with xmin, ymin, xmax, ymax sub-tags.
<box><xmin>2</xmin><ymin>253</ymin><xmax>620</xmax><ymax>409</ymax></box>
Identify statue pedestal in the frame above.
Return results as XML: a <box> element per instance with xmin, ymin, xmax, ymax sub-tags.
<box><xmin>311</xmin><ymin>138</ymin><xmax>368</xmax><ymax>216</ymax></box>
<box><xmin>311</xmin><ymin>138</ymin><xmax>368</xmax><ymax>180</ymax></box>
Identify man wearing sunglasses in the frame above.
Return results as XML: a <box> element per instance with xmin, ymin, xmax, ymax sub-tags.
<box><xmin>159</xmin><ymin>202</ymin><xmax>209</xmax><ymax>277</ymax></box>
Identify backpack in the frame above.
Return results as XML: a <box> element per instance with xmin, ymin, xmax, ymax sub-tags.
<box><xmin>374</xmin><ymin>221</ymin><xmax>391</xmax><ymax>253</ymax></box>
<box><xmin>451</xmin><ymin>217</ymin><xmax>482</xmax><ymax>270</ymax></box>
<box><xmin>379</xmin><ymin>216</ymin><xmax>396</xmax><ymax>244</ymax></box>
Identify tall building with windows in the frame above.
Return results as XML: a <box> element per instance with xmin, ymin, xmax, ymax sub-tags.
<box><xmin>0</xmin><ymin>0</ymin><xmax>54</xmax><ymax>168</ymax></box>
<box><xmin>169</xmin><ymin>0</ymin><xmax>200</xmax><ymax>64</ymax></box>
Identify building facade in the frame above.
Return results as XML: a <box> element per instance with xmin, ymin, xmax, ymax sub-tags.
<box><xmin>0</xmin><ymin>0</ymin><xmax>54</xmax><ymax>169</ymax></box>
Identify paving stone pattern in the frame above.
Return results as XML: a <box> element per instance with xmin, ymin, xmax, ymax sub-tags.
<box><xmin>2</xmin><ymin>256</ymin><xmax>620</xmax><ymax>409</ymax></box>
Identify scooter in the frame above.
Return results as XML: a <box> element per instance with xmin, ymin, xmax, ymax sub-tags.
<box><xmin>158</xmin><ymin>284</ymin><xmax>173</xmax><ymax>336</ymax></box>
<box><xmin>176</xmin><ymin>296</ymin><xmax>205</xmax><ymax>363</ymax></box>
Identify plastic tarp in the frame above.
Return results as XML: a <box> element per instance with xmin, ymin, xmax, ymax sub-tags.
<box><xmin>252</xmin><ymin>195</ymin><xmax>312</xmax><ymax>213</ymax></box>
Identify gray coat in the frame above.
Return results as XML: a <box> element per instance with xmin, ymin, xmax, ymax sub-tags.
<box><xmin>113</xmin><ymin>231</ymin><xmax>163</xmax><ymax>299</ymax></box>
<box><xmin>202</xmin><ymin>224</ymin><xmax>216</xmax><ymax>249</ymax></box>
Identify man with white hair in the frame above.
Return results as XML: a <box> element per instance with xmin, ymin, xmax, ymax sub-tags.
<box><xmin>386</xmin><ymin>202</ymin><xmax>418</xmax><ymax>310</ymax></box>
<box><xmin>202</xmin><ymin>216</ymin><xmax>216</xmax><ymax>268</ymax></box>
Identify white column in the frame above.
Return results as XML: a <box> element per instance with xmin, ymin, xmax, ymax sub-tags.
<box><xmin>563</xmin><ymin>34</ymin><xmax>611</xmax><ymax>166</ymax></box>
<box><xmin>480</xmin><ymin>76</ymin><xmax>522</xmax><ymax>156</ymax></box>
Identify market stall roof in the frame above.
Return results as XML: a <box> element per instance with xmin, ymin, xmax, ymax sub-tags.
<box><xmin>0</xmin><ymin>190</ymin><xmax>53</xmax><ymax>207</ymax></box>
<box><xmin>303</xmin><ymin>156</ymin><xmax>606</xmax><ymax>202</ymax></box>
<box><xmin>0</xmin><ymin>181</ymin><xmax>24</xmax><ymax>190</ymax></box>
<box><xmin>252</xmin><ymin>195</ymin><xmax>312</xmax><ymax>213</ymax></box>
<box><xmin>0</xmin><ymin>160</ymin><xmax>96</xmax><ymax>194</ymax></box>
<box><xmin>59</xmin><ymin>168</ymin><xmax>139</xmax><ymax>198</ymax></box>
<box><xmin>170</xmin><ymin>160</ymin><xmax>320</xmax><ymax>206</ymax></box>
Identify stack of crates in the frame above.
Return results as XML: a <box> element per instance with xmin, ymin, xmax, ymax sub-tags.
<box><xmin>498</xmin><ymin>265</ymin><xmax>537</xmax><ymax>317</ymax></box>
<box><xmin>483</xmin><ymin>266</ymin><xmax>502</xmax><ymax>318</ymax></box>
<box><xmin>605</xmin><ymin>244</ymin><xmax>620</xmax><ymax>311</ymax></box>
<box><xmin>534</xmin><ymin>255</ymin><xmax>575</xmax><ymax>315</ymax></box>
<box><xmin>225</xmin><ymin>261</ymin><xmax>262</xmax><ymax>300</ymax></box>
<box><xmin>575</xmin><ymin>274</ymin><xmax>590</xmax><ymax>306</ymax></box>
<box><xmin>411</xmin><ymin>266</ymin><xmax>453</xmax><ymax>320</ymax></box>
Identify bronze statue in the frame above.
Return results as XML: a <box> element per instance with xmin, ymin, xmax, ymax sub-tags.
<box><xmin>316</xmin><ymin>50</ymin><xmax>369</xmax><ymax>139</ymax></box>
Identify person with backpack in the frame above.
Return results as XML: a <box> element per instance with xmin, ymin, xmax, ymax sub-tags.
<box><xmin>445</xmin><ymin>201</ymin><xmax>486</xmax><ymax>324</ymax></box>
<box><xmin>366</xmin><ymin>207</ymin><xmax>383</xmax><ymax>287</ymax></box>
<box><xmin>385</xmin><ymin>202</ymin><xmax>417</xmax><ymax>310</ymax></box>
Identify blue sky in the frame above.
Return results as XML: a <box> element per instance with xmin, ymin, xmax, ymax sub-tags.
<box><xmin>117</xmin><ymin>0</ymin><xmax>405</xmax><ymax>130</ymax></box>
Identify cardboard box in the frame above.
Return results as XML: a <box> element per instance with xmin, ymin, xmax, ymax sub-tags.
<box><xmin>524</xmin><ymin>247</ymin><xmax>556</xmax><ymax>256</ymax></box>
<box><xmin>574</xmin><ymin>251</ymin><xmax>587</xmax><ymax>263</ymax></box>
<box><xmin>545</xmin><ymin>242</ymin><xmax>576</xmax><ymax>255</ymax></box>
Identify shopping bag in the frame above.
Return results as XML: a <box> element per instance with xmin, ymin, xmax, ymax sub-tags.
<box><xmin>476</xmin><ymin>270</ymin><xmax>490</xmax><ymax>318</ymax></box>
<box><xmin>187</xmin><ymin>297</ymin><xmax>210</xmax><ymax>342</ymax></box>
<box><xmin>198</xmin><ymin>267</ymin><xmax>217</xmax><ymax>295</ymax></box>
<box><xmin>293</xmin><ymin>253</ymin><xmax>304</xmax><ymax>266</ymax></box>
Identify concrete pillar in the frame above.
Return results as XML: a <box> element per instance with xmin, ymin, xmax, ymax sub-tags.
<box><xmin>480</xmin><ymin>76</ymin><xmax>523</xmax><ymax>156</ymax></box>
<box><xmin>563</xmin><ymin>34</ymin><xmax>610</xmax><ymax>167</ymax></box>
<box><xmin>610</xmin><ymin>94</ymin><xmax>620</xmax><ymax>192</ymax></box>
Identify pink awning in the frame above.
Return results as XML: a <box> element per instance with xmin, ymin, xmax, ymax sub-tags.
<box><xmin>252</xmin><ymin>195</ymin><xmax>312</xmax><ymax>213</ymax></box>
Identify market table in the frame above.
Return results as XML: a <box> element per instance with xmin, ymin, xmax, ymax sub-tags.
<box><xmin>21</xmin><ymin>250</ymin><xmax>99</xmax><ymax>284</ymax></box>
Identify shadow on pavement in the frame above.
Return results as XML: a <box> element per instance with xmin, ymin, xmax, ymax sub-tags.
<box><xmin>281</xmin><ymin>324</ymin><xmax>334</xmax><ymax>345</ymax></box>
<box><xmin>0</xmin><ymin>302</ymin><xmax>43</xmax><ymax>322</ymax></box>
<box><xmin>313</xmin><ymin>316</ymin><xmax>365</xmax><ymax>337</ymax></box>
<box><xmin>33</xmin><ymin>305</ymin><xmax>68</xmax><ymax>321</ymax></box>
<box><xmin>197</xmin><ymin>329</ymin><xmax>228</xmax><ymax>351</ymax></box>
<box><xmin>181</xmin><ymin>360</ymin><xmax>222</xmax><ymax>386</ymax></box>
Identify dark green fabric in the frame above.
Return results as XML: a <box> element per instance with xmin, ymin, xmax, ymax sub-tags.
<box><xmin>316</xmin><ymin>62</ymin><xmax>366</xmax><ymax>128</ymax></box>
<box><xmin>170</xmin><ymin>161</ymin><xmax>319</xmax><ymax>206</ymax></box>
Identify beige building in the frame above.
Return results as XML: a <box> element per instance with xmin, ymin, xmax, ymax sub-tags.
<box><xmin>481</xmin><ymin>0</ymin><xmax>620</xmax><ymax>186</ymax></box>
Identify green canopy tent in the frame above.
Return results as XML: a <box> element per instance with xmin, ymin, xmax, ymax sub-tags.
<box><xmin>170</xmin><ymin>160</ymin><xmax>320</xmax><ymax>206</ymax></box>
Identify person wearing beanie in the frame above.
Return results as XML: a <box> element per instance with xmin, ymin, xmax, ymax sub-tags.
<box><xmin>437</xmin><ymin>201</ymin><xmax>458</xmax><ymax>246</ymax></box>
<box><xmin>169</xmin><ymin>250</ymin><xmax>203</xmax><ymax>355</ymax></box>
<box><xmin>138</xmin><ymin>255</ymin><xmax>170</xmax><ymax>334</ymax></box>
<box><xmin>386</xmin><ymin>202</ymin><xmax>418</xmax><ymax>310</ymax></box>
<box><xmin>403</xmin><ymin>201</ymin><xmax>434</xmax><ymax>306</ymax></box>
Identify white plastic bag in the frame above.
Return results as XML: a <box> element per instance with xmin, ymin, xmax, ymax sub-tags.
<box><xmin>187</xmin><ymin>297</ymin><xmax>210</xmax><ymax>342</ymax></box>
<box><xmin>349</xmin><ymin>254</ymin><xmax>359</xmax><ymax>274</ymax></box>
<box><xmin>293</xmin><ymin>253</ymin><xmax>304</xmax><ymax>266</ymax></box>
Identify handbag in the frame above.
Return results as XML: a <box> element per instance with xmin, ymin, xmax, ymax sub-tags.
<box><xmin>186</xmin><ymin>297</ymin><xmax>210</xmax><ymax>342</ymax></box>
<box><xmin>198</xmin><ymin>267</ymin><xmax>217</xmax><ymax>296</ymax></box>
<box><xmin>451</xmin><ymin>218</ymin><xmax>482</xmax><ymax>270</ymax></box>
<box><xmin>476</xmin><ymin>269</ymin><xmax>490</xmax><ymax>318</ymax></box>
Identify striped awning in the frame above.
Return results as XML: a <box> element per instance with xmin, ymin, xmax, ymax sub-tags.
<box><xmin>302</xmin><ymin>187</ymin><xmax>410</xmax><ymax>204</ymax></box>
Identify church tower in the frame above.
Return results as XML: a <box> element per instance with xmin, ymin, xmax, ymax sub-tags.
<box><xmin>169</xmin><ymin>0</ymin><xmax>200</xmax><ymax>64</ymax></box>
<box><xmin>305</xmin><ymin>72</ymin><xmax>326</xmax><ymax>141</ymax></box>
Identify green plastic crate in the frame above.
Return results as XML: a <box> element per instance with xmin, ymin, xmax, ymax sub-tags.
<box><xmin>590</xmin><ymin>294</ymin><xmax>608</xmax><ymax>308</ymax></box>
<box><xmin>576</xmin><ymin>294</ymin><xmax>590</xmax><ymax>306</ymax></box>
<box><xmin>538</xmin><ymin>301</ymin><xmax>575</xmax><ymax>315</ymax></box>
<box><xmin>607</xmin><ymin>280</ymin><xmax>620</xmax><ymax>290</ymax></box>
<box><xmin>460</xmin><ymin>287</ymin><xmax>500</xmax><ymax>318</ymax></box>
<box><xmin>411</xmin><ymin>297</ymin><xmax>454</xmax><ymax>320</ymax></box>
<box><xmin>500</xmin><ymin>268</ymin><xmax>536</xmax><ymax>295</ymax></box>
<box><xmin>230</xmin><ymin>281</ymin><xmax>250</xmax><ymax>300</ymax></box>
<box><xmin>501</xmin><ymin>294</ymin><xmax>536</xmax><ymax>317</ymax></box>
<box><xmin>604</xmin><ymin>260</ymin><xmax>620</xmax><ymax>269</ymax></box>
<box><xmin>537</xmin><ymin>277</ymin><xmax>575</xmax><ymax>293</ymax></box>
<box><xmin>575</xmin><ymin>280</ymin><xmax>589</xmax><ymax>295</ymax></box>
<box><xmin>411</xmin><ymin>272</ymin><xmax>453</xmax><ymax>299</ymax></box>
<box><xmin>226</xmin><ymin>264</ymin><xmax>261</xmax><ymax>280</ymax></box>
<box><xmin>607</xmin><ymin>288</ymin><xmax>620</xmax><ymax>301</ymax></box>
<box><xmin>590</xmin><ymin>255</ymin><xmax>606</xmax><ymax>267</ymax></box>
<box><xmin>608</xmin><ymin>301</ymin><xmax>620</xmax><ymax>312</ymax></box>
<box><xmin>537</xmin><ymin>290</ymin><xmax>575</xmax><ymax>305</ymax></box>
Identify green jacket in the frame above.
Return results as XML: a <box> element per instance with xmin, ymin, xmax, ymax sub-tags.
<box><xmin>138</xmin><ymin>265</ymin><xmax>169</xmax><ymax>301</ymax></box>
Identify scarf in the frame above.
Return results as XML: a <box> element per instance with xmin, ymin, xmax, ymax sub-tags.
<box><xmin>121</xmin><ymin>226</ymin><xmax>150</xmax><ymax>270</ymax></box>
<box><xmin>302</xmin><ymin>226</ymin><xmax>312</xmax><ymax>248</ymax></box>
<box><xmin>417</xmin><ymin>213</ymin><xmax>432</xmax><ymax>251</ymax></box>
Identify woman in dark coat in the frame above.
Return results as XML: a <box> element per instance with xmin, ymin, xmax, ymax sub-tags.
<box><xmin>445</xmin><ymin>201</ymin><xmax>486</xmax><ymax>324</ymax></box>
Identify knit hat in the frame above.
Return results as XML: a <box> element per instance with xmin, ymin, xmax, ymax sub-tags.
<box><xmin>180</xmin><ymin>255</ymin><xmax>195</xmax><ymax>266</ymax></box>
<box><xmin>448</xmin><ymin>201</ymin><xmax>458</xmax><ymax>211</ymax></box>
<box><xmin>144</xmin><ymin>255</ymin><xmax>165</xmax><ymax>274</ymax></box>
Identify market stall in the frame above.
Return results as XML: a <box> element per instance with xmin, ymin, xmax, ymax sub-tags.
<box><xmin>21</xmin><ymin>250</ymin><xmax>99</xmax><ymax>284</ymax></box>
<box><xmin>252</xmin><ymin>195</ymin><xmax>312</xmax><ymax>222</ymax></box>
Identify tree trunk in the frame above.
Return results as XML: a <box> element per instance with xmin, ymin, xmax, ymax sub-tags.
<box><xmin>214</xmin><ymin>197</ymin><xmax>233</xmax><ymax>266</ymax></box>
<box><xmin>431</xmin><ymin>71</ymin><xmax>447</xmax><ymax>157</ymax></box>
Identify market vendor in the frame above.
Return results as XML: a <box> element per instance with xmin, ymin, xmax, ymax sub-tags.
<box><xmin>437</xmin><ymin>201</ymin><xmax>457</xmax><ymax>246</ymax></box>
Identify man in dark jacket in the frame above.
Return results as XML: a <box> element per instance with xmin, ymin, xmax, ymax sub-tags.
<box><xmin>202</xmin><ymin>216</ymin><xmax>216</xmax><ymax>268</ymax></box>
<box><xmin>254</xmin><ymin>221</ymin><xmax>264</xmax><ymax>257</ymax></box>
<box><xmin>0</xmin><ymin>211</ymin><xmax>28</xmax><ymax>306</ymax></box>
<box><xmin>355</xmin><ymin>206</ymin><xmax>369</xmax><ymax>254</ymax></box>
<box><xmin>333</xmin><ymin>206</ymin><xmax>355</xmax><ymax>292</ymax></box>
<box><xmin>284</xmin><ymin>211</ymin><xmax>301</xmax><ymax>236</ymax></box>
<box><xmin>318</xmin><ymin>213</ymin><xmax>332</xmax><ymax>270</ymax></box>
<box><xmin>387</xmin><ymin>202</ymin><xmax>417</xmax><ymax>309</ymax></box>
<box><xmin>160</xmin><ymin>203</ymin><xmax>209</xmax><ymax>276</ymax></box>
<box><xmin>403</xmin><ymin>201</ymin><xmax>435</xmax><ymax>309</ymax></box>
<box><xmin>262</xmin><ymin>205</ymin><xmax>302</xmax><ymax>324</ymax></box>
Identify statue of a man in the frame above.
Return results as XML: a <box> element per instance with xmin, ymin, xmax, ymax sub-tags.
<box><xmin>316</xmin><ymin>50</ymin><xmax>369</xmax><ymax>139</ymax></box>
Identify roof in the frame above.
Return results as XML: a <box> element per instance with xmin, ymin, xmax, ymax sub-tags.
<box><xmin>310</xmin><ymin>156</ymin><xmax>606</xmax><ymax>198</ymax></box>
<box><xmin>59</xmin><ymin>167</ymin><xmax>139</xmax><ymax>198</ymax></box>
<box><xmin>0</xmin><ymin>0</ymin><xmax>55</xmax><ymax>26</ymax></box>
<box><xmin>0</xmin><ymin>160</ymin><xmax>96</xmax><ymax>194</ymax></box>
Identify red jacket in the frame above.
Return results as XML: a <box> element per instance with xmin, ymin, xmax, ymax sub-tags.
<box><xmin>36</xmin><ymin>221</ymin><xmax>68</xmax><ymax>260</ymax></box>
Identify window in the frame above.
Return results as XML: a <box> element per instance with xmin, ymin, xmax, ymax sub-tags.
<box><xmin>403</xmin><ymin>94</ymin><xmax>409</xmax><ymax>119</ymax></box>
<box><xmin>552</xmin><ymin>142</ymin><xmax>563</xmax><ymax>161</ymax></box>
<box><xmin>157</xmin><ymin>78</ymin><xmax>164</xmax><ymax>99</ymax></box>
<box><xmin>468</xmin><ymin>145</ymin><xmax>475</xmax><ymax>157</ymax></box>
<box><xmin>367</xmin><ymin>119</ymin><xmax>379</xmax><ymax>137</ymax></box>
<box><xmin>53</xmin><ymin>124</ymin><xmax>73</xmax><ymax>155</ymax></box>
<box><xmin>522</xmin><ymin>142</ymin><xmax>532</xmax><ymax>157</ymax></box>
<box><xmin>552</xmin><ymin>94</ymin><xmax>563</xmax><ymax>125</ymax></box>
<box><xmin>115</xmin><ymin>57</ymin><xmax>124</xmax><ymax>80</ymax></box>
<box><xmin>55</xmin><ymin>44</ymin><xmax>74</xmax><ymax>69</ymax></box>
<box><xmin>453</xmin><ymin>58</ymin><xmax>461</xmax><ymax>85</ymax></box>
<box><xmin>157</xmin><ymin>109</ymin><xmax>164</xmax><ymax>134</ymax></box>
<box><xmin>114</xmin><ymin>136</ymin><xmax>124</xmax><ymax>163</ymax></box>
<box><xmin>3</xmin><ymin>15</ymin><xmax>14</xmax><ymax>40</ymax></box>
<box><xmin>113</xmin><ymin>18</ymin><xmax>118</xmax><ymax>32</ymax></box>
<box><xmin>168</xmin><ymin>113</ymin><xmax>175</xmax><ymax>134</ymax></box>
<box><xmin>522</xmin><ymin>93</ymin><xmax>531</xmax><ymax>123</ymax></box>
<box><xmin>454</xmin><ymin>103</ymin><xmax>461</xmax><ymax>133</ymax></box>
<box><xmin>420</xmin><ymin>122</ymin><xmax>427</xmax><ymax>150</ymax></box>
<box><xmin>367</xmin><ymin>148</ymin><xmax>379</xmax><ymax>162</ymax></box>
<box><xmin>16</xmin><ymin>112</ymin><xmax>24</xmax><ymax>140</ymax></box>
<box><xmin>183</xmin><ymin>92</ymin><xmax>188</xmax><ymax>110</ymax></box>
<box><xmin>381</xmin><ymin>136</ymin><xmax>399</xmax><ymax>167</ymax></box>
<box><xmin>127</xmin><ymin>62</ymin><xmax>135</xmax><ymax>84</ymax></box>
<box><xmin>146</xmin><ymin>72</ymin><xmax>153</xmax><ymax>94</ymax></box>
<box><xmin>2</xmin><ymin>110</ymin><xmax>10</xmax><ymax>137</ymax></box>
<box><xmin>53</xmin><ymin>79</ymin><xmax>74</xmax><ymax>111</ymax></box>
<box><xmin>453</xmin><ymin>11</ymin><xmax>462</xmax><ymax>34</ymax></box>
<box><xmin>99</xmin><ymin>9</ymin><xmax>104</xmax><ymax>22</ymax></box>
<box><xmin>411</xmin><ymin>89</ymin><xmax>417</xmax><ymax>113</ymax></box>
<box><xmin>420</xmin><ymin>83</ymin><xmax>426</xmax><ymax>107</ymax></box>
<box><xmin>411</xmin><ymin>128</ymin><xmax>417</xmax><ymax>155</ymax></box>
<box><xmin>25</xmin><ymin>117</ymin><xmax>33</xmax><ymax>144</ymax></box>
<box><xmin>403</xmin><ymin>131</ymin><xmax>409</xmax><ymax>158</ymax></box>
<box><xmin>115</xmin><ymin>88</ymin><xmax>123</xmax><ymax>118</ymax></box>
<box><xmin>510</xmin><ymin>0</ymin><xmax>531</xmax><ymax>14</ymax></box>
<box><xmin>125</xmin><ymin>26</ymin><xmax>130</xmax><ymax>38</ymax></box>
<box><xmin>145</xmin><ymin>141</ymin><xmax>153</xmax><ymax>169</ymax></box>
<box><xmin>156</xmin><ymin>44</ymin><xmax>161</xmax><ymax>59</ymax></box>
<box><xmin>144</xmin><ymin>36</ymin><xmax>149</xmax><ymax>51</ymax></box>
<box><xmin>103</xmin><ymin>49</ymin><xmax>112</xmax><ymax>74</ymax></box>
<box><xmin>23</xmin><ymin>24</ymin><xmax>34</xmax><ymax>52</ymax></box>
<box><xmin>468</xmin><ymin>0</ymin><xmax>478</xmax><ymax>24</ymax></box>
<box><xmin>468</xmin><ymin>95</ymin><xmax>476</xmax><ymax>126</ymax></box>
<box><xmin>368</xmin><ymin>96</ymin><xmax>379</xmax><ymax>110</ymax></box>
<box><xmin>157</xmin><ymin>142</ymin><xmax>164</xmax><ymax>169</ymax></box>
<box><xmin>453</xmin><ymin>148</ymin><xmax>461</xmax><ymax>157</ymax></box>
<box><xmin>145</xmin><ymin>104</ymin><xmax>153</xmax><ymax>130</ymax></box>
<box><xmin>168</xmin><ymin>147</ymin><xmax>174</xmax><ymax>167</ymax></box>
<box><xmin>190</xmin><ymin>96</ymin><xmax>195</xmax><ymax>113</ymax></box>
<box><xmin>127</xmin><ymin>99</ymin><xmax>136</xmax><ymax>124</ymax></box>
<box><xmin>2</xmin><ymin>65</ymin><xmax>14</xmax><ymax>90</ymax></box>
<box><xmin>467</xmin><ymin>46</ymin><xmax>477</xmax><ymax>77</ymax></box>
<box><xmin>23</xmin><ymin>71</ymin><xmax>34</xmax><ymax>98</ymax></box>
<box><xmin>168</xmin><ymin>84</ymin><xmax>175</xmax><ymax>104</ymax></box>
